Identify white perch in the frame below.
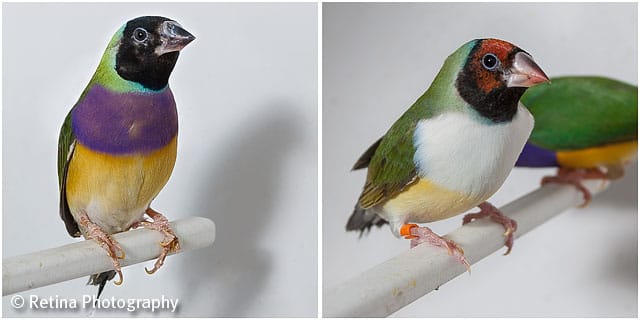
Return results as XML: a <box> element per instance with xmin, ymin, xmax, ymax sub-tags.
<box><xmin>3</xmin><ymin>216</ymin><xmax>215</xmax><ymax>296</ymax></box>
<box><xmin>324</xmin><ymin>180</ymin><xmax>608</xmax><ymax>317</ymax></box>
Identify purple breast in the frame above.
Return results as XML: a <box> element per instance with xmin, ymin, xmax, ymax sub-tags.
<box><xmin>515</xmin><ymin>142</ymin><xmax>559</xmax><ymax>167</ymax></box>
<box><xmin>72</xmin><ymin>84</ymin><xmax>178</xmax><ymax>155</ymax></box>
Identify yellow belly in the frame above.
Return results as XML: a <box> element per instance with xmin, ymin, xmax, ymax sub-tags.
<box><xmin>66</xmin><ymin>137</ymin><xmax>177</xmax><ymax>234</ymax></box>
<box><xmin>381</xmin><ymin>178</ymin><xmax>481</xmax><ymax>224</ymax></box>
<box><xmin>557</xmin><ymin>140</ymin><xmax>637</xmax><ymax>168</ymax></box>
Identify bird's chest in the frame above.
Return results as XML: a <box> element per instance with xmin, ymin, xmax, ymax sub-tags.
<box><xmin>412</xmin><ymin>106</ymin><xmax>534</xmax><ymax>201</ymax></box>
<box><xmin>66</xmin><ymin>138</ymin><xmax>177</xmax><ymax>234</ymax></box>
<box><xmin>72</xmin><ymin>84</ymin><xmax>178</xmax><ymax>155</ymax></box>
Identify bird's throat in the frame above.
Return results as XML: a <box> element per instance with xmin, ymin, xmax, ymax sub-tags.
<box><xmin>455</xmin><ymin>74</ymin><xmax>526</xmax><ymax>123</ymax></box>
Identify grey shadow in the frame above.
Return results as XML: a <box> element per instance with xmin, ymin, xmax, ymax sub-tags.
<box><xmin>594</xmin><ymin>162</ymin><xmax>638</xmax><ymax>311</ymax></box>
<box><xmin>605</xmin><ymin>232</ymin><xmax>638</xmax><ymax>286</ymax></box>
<box><xmin>176</xmin><ymin>103</ymin><xmax>305</xmax><ymax>317</ymax></box>
<box><xmin>597</xmin><ymin>161</ymin><xmax>638</xmax><ymax>210</ymax></box>
<box><xmin>595</xmin><ymin>224</ymin><xmax>638</xmax><ymax>317</ymax></box>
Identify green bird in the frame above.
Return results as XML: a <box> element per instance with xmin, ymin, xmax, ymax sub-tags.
<box><xmin>516</xmin><ymin>76</ymin><xmax>638</xmax><ymax>204</ymax></box>
<box><xmin>347</xmin><ymin>38</ymin><xmax>549</xmax><ymax>267</ymax></box>
<box><xmin>58</xmin><ymin>16</ymin><xmax>195</xmax><ymax>298</ymax></box>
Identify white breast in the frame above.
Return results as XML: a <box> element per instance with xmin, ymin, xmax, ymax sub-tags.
<box><xmin>413</xmin><ymin>104</ymin><xmax>533</xmax><ymax>201</ymax></box>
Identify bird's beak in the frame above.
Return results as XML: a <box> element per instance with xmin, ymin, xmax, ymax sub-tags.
<box><xmin>156</xmin><ymin>21</ymin><xmax>196</xmax><ymax>56</ymax></box>
<box><xmin>505</xmin><ymin>52</ymin><xmax>550</xmax><ymax>88</ymax></box>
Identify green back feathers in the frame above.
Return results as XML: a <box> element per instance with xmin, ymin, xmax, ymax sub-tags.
<box><xmin>57</xmin><ymin>110</ymin><xmax>79</xmax><ymax>236</ymax></box>
<box><xmin>358</xmin><ymin>115</ymin><xmax>418</xmax><ymax>208</ymax></box>
<box><xmin>356</xmin><ymin>40</ymin><xmax>474</xmax><ymax>209</ymax></box>
<box><xmin>57</xmin><ymin>112</ymin><xmax>74</xmax><ymax>188</ymax></box>
<box><xmin>521</xmin><ymin>76</ymin><xmax>638</xmax><ymax>150</ymax></box>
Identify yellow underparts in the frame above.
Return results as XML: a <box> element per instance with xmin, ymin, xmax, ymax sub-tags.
<box><xmin>557</xmin><ymin>140</ymin><xmax>637</xmax><ymax>168</ymax></box>
<box><xmin>65</xmin><ymin>137</ymin><xmax>177</xmax><ymax>234</ymax></box>
<box><xmin>381</xmin><ymin>178</ymin><xmax>480</xmax><ymax>224</ymax></box>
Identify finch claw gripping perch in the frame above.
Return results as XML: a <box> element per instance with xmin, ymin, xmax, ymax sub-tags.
<box><xmin>462</xmin><ymin>202</ymin><xmax>517</xmax><ymax>255</ymax></box>
<box><xmin>141</xmin><ymin>208</ymin><xmax>180</xmax><ymax>275</ymax></box>
<box><xmin>113</xmin><ymin>271</ymin><xmax>124</xmax><ymax>285</ymax></box>
<box><xmin>541</xmin><ymin>167</ymin><xmax>607</xmax><ymax>207</ymax></box>
<box><xmin>145</xmin><ymin>266</ymin><xmax>157</xmax><ymax>275</ymax></box>
<box><xmin>78</xmin><ymin>213</ymin><xmax>126</xmax><ymax>284</ymax></box>
<box><xmin>400</xmin><ymin>223</ymin><xmax>470</xmax><ymax>272</ymax></box>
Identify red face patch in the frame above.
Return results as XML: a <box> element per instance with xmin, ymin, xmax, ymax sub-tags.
<box><xmin>468</xmin><ymin>39</ymin><xmax>519</xmax><ymax>94</ymax></box>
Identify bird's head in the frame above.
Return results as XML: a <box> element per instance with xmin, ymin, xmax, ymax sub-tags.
<box><xmin>113</xmin><ymin>16</ymin><xmax>195</xmax><ymax>91</ymax></box>
<box><xmin>455</xmin><ymin>38</ymin><xmax>549</xmax><ymax>122</ymax></box>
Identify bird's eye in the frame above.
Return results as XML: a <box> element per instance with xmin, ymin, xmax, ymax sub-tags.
<box><xmin>133</xmin><ymin>28</ymin><xmax>148</xmax><ymax>42</ymax></box>
<box><xmin>482</xmin><ymin>53</ymin><xmax>499</xmax><ymax>71</ymax></box>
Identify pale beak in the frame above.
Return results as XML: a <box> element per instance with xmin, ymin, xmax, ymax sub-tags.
<box><xmin>506</xmin><ymin>52</ymin><xmax>550</xmax><ymax>87</ymax></box>
<box><xmin>156</xmin><ymin>21</ymin><xmax>196</xmax><ymax>56</ymax></box>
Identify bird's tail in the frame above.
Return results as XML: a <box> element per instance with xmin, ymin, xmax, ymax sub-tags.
<box><xmin>88</xmin><ymin>271</ymin><xmax>116</xmax><ymax>299</ymax></box>
<box><xmin>346</xmin><ymin>204</ymin><xmax>388</xmax><ymax>236</ymax></box>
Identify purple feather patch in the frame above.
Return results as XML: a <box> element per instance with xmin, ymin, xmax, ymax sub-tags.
<box><xmin>515</xmin><ymin>142</ymin><xmax>558</xmax><ymax>167</ymax></box>
<box><xmin>72</xmin><ymin>84</ymin><xmax>178</xmax><ymax>154</ymax></box>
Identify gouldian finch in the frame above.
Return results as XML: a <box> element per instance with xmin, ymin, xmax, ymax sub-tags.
<box><xmin>347</xmin><ymin>39</ymin><xmax>549</xmax><ymax>267</ymax></box>
<box><xmin>516</xmin><ymin>76</ymin><xmax>638</xmax><ymax>204</ymax></box>
<box><xmin>57</xmin><ymin>16</ymin><xmax>195</xmax><ymax>297</ymax></box>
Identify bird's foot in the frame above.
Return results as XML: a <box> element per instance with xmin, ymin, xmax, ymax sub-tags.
<box><xmin>462</xmin><ymin>202</ymin><xmax>517</xmax><ymax>255</ymax></box>
<box><xmin>400</xmin><ymin>224</ymin><xmax>470</xmax><ymax>272</ymax></box>
<box><xmin>78</xmin><ymin>213</ymin><xmax>124</xmax><ymax>285</ymax></box>
<box><xmin>140</xmin><ymin>208</ymin><xmax>180</xmax><ymax>274</ymax></box>
<box><xmin>541</xmin><ymin>167</ymin><xmax>607</xmax><ymax>207</ymax></box>
<box><xmin>129</xmin><ymin>217</ymin><xmax>151</xmax><ymax>229</ymax></box>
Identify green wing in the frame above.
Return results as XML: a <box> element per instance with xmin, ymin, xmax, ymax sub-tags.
<box><xmin>354</xmin><ymin>112</ymin><xmax>420</xmax><ymax>209</ymax></box>
<box><xmin>352</xmin><ymin>138</ymin><xmax>381</xmax><ymax>170</ymax></box>
<box><xmin>521</xmin><ymin>76</ymin><xmax>638</xmax><ymax>150</ymax></box>
<box><xmin>352</xmin><ymin>45</ymin><xmax>468</xmax><ymax>209</ymax></box>
<box><xmin>58</xmin><ymin>110</ymin><xmax>80</xmax><ymax>237</ymax></box>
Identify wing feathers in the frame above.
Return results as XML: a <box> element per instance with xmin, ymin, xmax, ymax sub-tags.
<box><xmin>58</xmin><ymin>112</ymin><xmax>80</xmax><ymax>237</ymax></box>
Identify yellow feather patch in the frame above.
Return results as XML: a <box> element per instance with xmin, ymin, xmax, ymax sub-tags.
<box><xmin>557</xmin><ymin>140</ymin><xmax>637</xmax><ymax>168</ymax></box>
<box><xmin>381</xmin><ymin>178</ymin><xmax>482</xmax><ymax>224</ymax></box>
<box><xmin>65</xmin><ymin>137</ymin><xmax>177</xmax><ymax>233</ymax></box>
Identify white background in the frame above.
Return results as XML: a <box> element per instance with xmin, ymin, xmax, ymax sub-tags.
<box><xmin>3</xmin><ymin>3</ymin><xmax>317</xmax><ymax>317</ymax></box>
<box><xmin>323</xmin><ymin>2</ymin><xmax>637</xmax><ymax>317</ymax></box>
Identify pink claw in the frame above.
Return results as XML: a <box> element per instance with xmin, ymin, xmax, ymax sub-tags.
<box><xmin>541</xmin><ymin>167</ymin><xmax>608</xmax><ymax>207</ymax></box>
<box><xmin>141</xmin><ymin>208</ymin><xmax>180</xmax><ymax>274</ymax></box>
<box><xmin>78</xmin><ymin>212</ymin><xmax>125</xmax><ymax>285</ymax></box>
<box><xmin>462</xmin><ymin>202</ymin><xmax>517</xmax><ymax>255</ymax></box>
<box><xmin>401</xmin><ymin>224</ymin><xmax>470</xmax><ymax>272</ymax></box>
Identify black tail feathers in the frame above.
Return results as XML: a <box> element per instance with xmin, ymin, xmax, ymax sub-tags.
<box><xmin>346</xmin><ymin>204</ymin><xmax>388</xmax><ymax>236</ymax></box>
<box><xmin>88</xmin><ymin>270</ymin><xmax>116</xmax><ymax>299</ymax></box>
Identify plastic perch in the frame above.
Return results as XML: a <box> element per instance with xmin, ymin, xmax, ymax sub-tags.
<box><xmin>324</xmin><ymin>180</ymin><xmax>608</xmax><ymax>318</ymax></box>
<box><xmin>2</xmin><ymin>216</ymin><xmax>215</xmax><ymax>296</ymax></box>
